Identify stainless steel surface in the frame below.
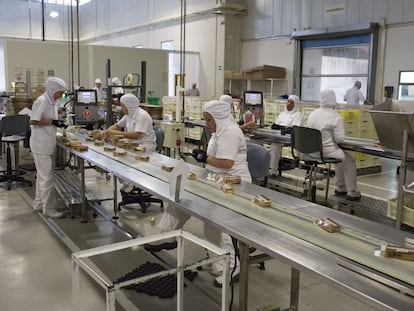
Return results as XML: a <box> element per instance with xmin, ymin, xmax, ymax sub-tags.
<box><xmin>57</xmin><ymin>129</ymin><xmax>414</xmax><ymax>311</ymax></box>
<box><xmin>369</xmin><ymin>110</ymin><xmax>414</xmax><ymax>154</ymax></box>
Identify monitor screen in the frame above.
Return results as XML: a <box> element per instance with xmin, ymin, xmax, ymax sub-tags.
<box><xmin>244</xmin><ymin>91</ymin><xmax>263</xmax><ymax>106</ymax></box>
<box><xmin>76</xmin><ymin>90</ymin><xmax>97</xmax><ymax>105</ymax></box>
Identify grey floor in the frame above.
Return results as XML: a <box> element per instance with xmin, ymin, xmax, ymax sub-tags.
<box><xmin>0</xmin><ymin>146</ymin><xmax>404</xmax><ymax>311</ymax></box>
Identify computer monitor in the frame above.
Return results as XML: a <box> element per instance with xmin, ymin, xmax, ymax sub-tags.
<box><xmin>244</xmin><ymin>91</ymin><xmax>263</xmax><ymax>106</ymax></box>
<box><xmin>74</xmin><ymin>89</ymin><xmax>99</xmax><ymax>124</ymax></box>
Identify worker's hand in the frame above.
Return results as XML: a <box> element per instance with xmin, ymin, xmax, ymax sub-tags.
<box><xmin>58</xmin><ymin>107</ymin><xmax>66</xmax><ymax>114</ymax></box>
<box><xmin>271</xmin><ymin>123</ymin><xmax>283</xmax><ymax>130</ymax></box>
<box><xmin>281</xmin><ymin>127</ymin><xmax>292</xmax><ymax>135</ymax></box>
<box><xmin>245</xmin><ymin>121</ymin><xmax>257</xmax><ymax>128</ymax></box>
<box><xmin>192</xmin><ymin>149</ymin><xmax>207</xmax><ymax>163</ymax></box>
<box><xmin>52</xmin><ymin>120</ymin><xmax>68</xmax><ymax>128</ymax></box>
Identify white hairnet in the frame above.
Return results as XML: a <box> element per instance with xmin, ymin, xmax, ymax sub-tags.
<box><xmin>219</xmin><ymin>94</ymin><xmax>233</xmax><ymax>106</ymax></box>
<box><xmin>287</xmin><ymin>95</ymin><xmax>300</xmax><ymax>113</ymax></box>
<box><xmin>120</xmin><ymin>93</ymin><xmax>140</xmax><ymax>112</ymax></box>
<box><xmin>95</xmin><ymin>78</ymin><xmax>102</xmax><ymax>84</ymax></box>
<box><xmin>320</xmin><ymin>89</ymin><xmax>336</xmax><ymax>108</ymax></box>
<box><xmin>111</xmin><ymin>77</ymin><xmax>121</xmax><ymax>86</ymax></box>
<box><xmin>45</xmin><ymin>77</ymin><xmax>68</xmax><ymax>104</ymax></box>
<box><xmin>203</xmin><ymin>100</ymin><xmax>236</xmax><ymax>135</ymax></box>
<box><xmin>203</xmin><ymin>100</ymin><xmax>231</xmax><ymax>120</ymax></box>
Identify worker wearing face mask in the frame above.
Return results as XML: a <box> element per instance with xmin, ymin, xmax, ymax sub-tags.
<box><xmin>307</xmin><ymin>89</ymin><xmax>361</xmax><ymax>201</ymax></box>
<box><xmin>30</xmin><ymin>77</ymin><xmax>68</xmax><ymax>218</ymax></box>
<box><xmin>146</xmin><ymin>100</ymin><xmax>251</xmax><ymax>287</ymax></box>
<box><xmin>269</xmin><ymin>95</ymin><xmax>303</xmax><ymax>176</ymax></box>
<box><xmin>93</xmin><ymin>78</ymin><xmax>106</xmax><ymax>100</ymax></box>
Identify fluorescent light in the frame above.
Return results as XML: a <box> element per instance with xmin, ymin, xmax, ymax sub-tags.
<box><xmin>49</xmin><ymin>11</ymin><xmax>59</xmax><ymax>18</ymax></box>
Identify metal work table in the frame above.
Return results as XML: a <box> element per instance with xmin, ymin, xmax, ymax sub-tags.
<box><xmin>58</xmin><ymin>129</ymin><xmax>414</xmax><ymax>311</ymax></box>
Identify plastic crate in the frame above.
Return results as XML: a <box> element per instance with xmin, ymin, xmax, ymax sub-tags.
<box><xmin>387</xmin><ymin>198</ymin><xmax>414</xmax><ymax>227</ymax></box>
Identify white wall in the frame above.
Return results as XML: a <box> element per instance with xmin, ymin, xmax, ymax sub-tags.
<box><xmin>241</xmin><ymin>37</ymin><xmax>295</xmax><ymax>94</ymax></box>
<box><xmin>382</xmin><ymin>24</ymin><xmax>414</xmax><ymax>100</ymax></box>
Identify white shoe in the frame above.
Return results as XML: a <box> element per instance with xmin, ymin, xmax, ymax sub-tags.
<box><xmin>121</xmin><ymin>183</ymin><xmax>134</xmax><ymax>193</ymax></box>
<box><xmin>43</xmin><ymin>210</ymin><xmax>64</xmax><ymax>219</ymax></box>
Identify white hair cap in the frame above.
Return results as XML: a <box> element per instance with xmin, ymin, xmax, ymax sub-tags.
<box><xmin>203</xmin><ymin>100</ymin><xmax>231</xmax><ymax>120</ymax></box>
<box><xmin>219</xmin><ymin>94</ymin><xmax>233</xmax><ymax>106</ymax></box>
<box><xmin>95</xmin><ymin>78</ymin><xmax>102</xmax><ymax>84</ymax></box>
<box><xmin>45</xmin><ymin>77</ymin><xmax>68</xmax><ymax>103</ymax></box>
<box><xmin>320</xmin><ymin>89</ymin><xmax>336</xmax><ymax>108</ymax></box>
<box><xmin>111</xmin><ymin>77</ymin><xmax>121</xmax><ymax>86</ymax></box>
<box><xmin>120</xmin><ymin>93</ymin><xmax>140</xmax><ymax>112</ymax></box>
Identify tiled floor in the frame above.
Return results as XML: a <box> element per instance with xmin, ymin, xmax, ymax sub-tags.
<box><xmin>0</xmin><ymin>146</ymin><xmax>403</xmax><ymax>311</ymax></box>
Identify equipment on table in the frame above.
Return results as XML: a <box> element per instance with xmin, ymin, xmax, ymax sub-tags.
<box><xmin>74</xmin><ymin>89</ymin><xmax>99</xmax><ymax>126</ymax></box>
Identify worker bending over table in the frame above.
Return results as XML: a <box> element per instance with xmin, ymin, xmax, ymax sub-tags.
<box><xmin>307</xmin><ymin>89</ymin><xmax>361</xmax><ymax>201</ymax></box>
<box><xmin>145</xmin><ymin>99</ymin><xmax>252</xmax><ymax>287</ymax></box>
<box><xmin>269</xmin><ymin>95</ymin><xmax>303</xmax><ymax>176</ymax></box>
<box><xmin>104</xmin><ymin>94</ymin><xmax>156</xmax><ymax>192</ymax></box>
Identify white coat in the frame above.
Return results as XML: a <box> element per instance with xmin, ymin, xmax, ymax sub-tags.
<box><xmin>30</xmin><ymin>77</ymin><xmax>67</xmax><ymax>213</ymax></box>
<box><xmin>307</xmin><ymin>89</ymin><xmax>359</xmax><ymax>196</ymax></box>
<box><xmin>344</xmin><ymin>86</ymin><xmax>365</xmax><ymax>105</ymax></box>
<box><xmin>117</xmin><ymin>108</ymin><xmax>156</xmax><ymax>151</ymax></box>
<box><xmin>270</xmin><ymin>95</ymin><xmax>303</xmax><ymax>175</ymax></box>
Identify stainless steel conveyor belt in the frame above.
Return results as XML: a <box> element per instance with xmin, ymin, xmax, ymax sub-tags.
<box><xmin>57</xmin><ymin>128</ymin><xmax>414</xmax><ymax>311</ymax></box>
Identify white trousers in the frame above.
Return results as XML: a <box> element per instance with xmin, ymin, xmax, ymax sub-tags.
<box><xmin>33</xmin><ymin>153</ymin><xmax>56</xmax><ymax>212</ymax></box>
<box><xmin>334</xmin><ymin>151</ymin><xmax>358</xmax><ymax>194</ymax></box>
<box><xmin>158</xmin><ymin>204</ymin><xmax>239</xmax><ymax>272</ymax></box>
<box><xmin>269</xmin><ymin>143</ymin><xmax>283</xmax><ymax>175</ymax></box>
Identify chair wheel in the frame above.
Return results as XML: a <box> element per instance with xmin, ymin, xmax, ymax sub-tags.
<box><xmin>258</xmin><ymin>262</ymin><xmax>265</xmax><ymax>270</ymax></box>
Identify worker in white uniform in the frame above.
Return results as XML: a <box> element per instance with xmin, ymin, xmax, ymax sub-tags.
<box><xmin>344</xmin><ymin>81</ymin><xmax>366</xmax><ymax>105</ymax></box>
<box><xmin>104</xmin><ymin>93</ymin><xmax>156</xmax><ymax>192</ymax></box>
<box><xmin>111</xmin><ymin>77</ymin><xmax>124</xmax><ymax>96</ymax></box>
<box><xmin>104</xmin><ymin>93</ymin><xmax>156</xmax><ymax>150</ymax></box>
<box><xmin>186</xmin><ymin>82</ymin><xmax>200</xmax><ymax>96</ymax></box>
<box><xmin>30</xmin><ymin>77</ymin><xmax>68</xmax><ymax>218</ymax></box>
<box><xmin>307</xmin><ymin>89</ymin><xmax>361</xmax><ymax>201</ymax></box>
<box><xmin>146</xmin><ymin>99</ymin><xmax>251</xmax><ymax>287</ymax></box>
<box><xmin>269</xmin><ymin>95</ymin><xmax>303</xmax><ymax>176</ymax></box>
<box><xmin>93</xmin><ymin>78</ymin><xmax>106</xmax><ymax>100</ymax></box>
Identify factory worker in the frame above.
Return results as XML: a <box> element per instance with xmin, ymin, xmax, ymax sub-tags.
<box><xmin>187</xmin><ymin>82</ymin><xmax>200</xmax><ymax>96</ymax></box>
<box><xmin>146</xmin><ymin>100</ymin><xmax>251</xmax><ymax>287</ymax></box>
<box><xmin>93</xmin><ymin>78</ymin><xmax>106</xmax><ymax>100</ymax></box>
<box><xmin>307</xmin><ymin>89</ymin><xmax>361</xmax><ymax>201</ymax></box>
<box><xmin>219</xmin><ymin>94</ymin><xmax>256</xmax><ymax>130</ymax></box>
<box><xmin>344</xmin><ymin>81</ymin><xmax>366</xmax><ymax>105</ymax></box>
<box><xmin>30</xmin><ymin>77</ymin><xmax>68</xmax><ymax>218</ymax></box>
<box><xmin>103</xmin><ymin>94</ymin><xmax>156</xmax><ymax>151</ymax></box>
<box><xmin>269</xmin><ymin>95</ymin><xmax>303</xmax><ymax>176</ymax></box>
<box><xmin>111</xmin><ymin>77</ymin><xmax>124</xmax><ymax>96</ymax></box>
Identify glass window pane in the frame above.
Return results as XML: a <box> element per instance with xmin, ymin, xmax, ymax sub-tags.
<box><xmin>302</xmin><ymin>45</ymin><xmax>369</xmax><ymax>76</ymax></box>
<box><xmin>400</xmin><ymin>71</ymin><xmax>414</xmax><ymax>83</ymax></box>
<box><xmin>302</xmin><ymin>76</ymin><xmax>367</xmax><ymax>103</ymax></box>
<box><xmin>398</xmin><ymin>85</ymin><xmax>414</xmax><ymax>99</ymax></box>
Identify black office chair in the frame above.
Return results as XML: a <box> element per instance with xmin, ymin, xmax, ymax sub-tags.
<box><xmin>0</xmin><ymin>115</ymin><xmax>32</xmax><ymax>190</ymax></box>
<box><xmin>118</xmin><ymin>126</ymin><xmax>164</xmax><ymax>213</ymax></box>
<box><xmin>291</xmin><ymin>126</ymin><xmax>341</xmax><ymax>204</ymax></box>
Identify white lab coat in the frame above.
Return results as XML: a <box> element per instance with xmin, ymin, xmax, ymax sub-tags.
<box><xmin>117</xmin><ymin>108</ymin><xmax>156</xmax><ymax>151</ymax></box>
<box><xmin>344</xmin><ymin>86</ymin><xmax>365</xmax><ymax>105</ymax></box>
<box><xmin>307</xmin><ymin>107</ymin><xmax>359</xmax><ymax>195</ymax></box>
<box><xmin>269</xmin><ymin>107</ymin><xmax>303</xmax><ymax>175</ymax></box>
<box><xmin>93</xmin><ymin>86</ymin><xmax>106</xmax><ymax>100</ymax></box>
<box><xmin>159</xmin><ymin>115</ymin><xmax>251</xmax><ymax>276</ymax></box>
<box><xmin>30</xmin><ymin>94</ymin><xmax>59</xmax><ymax>212</ymax></box>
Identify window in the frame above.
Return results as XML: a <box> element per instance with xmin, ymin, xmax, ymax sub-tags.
<box><xmin>398</xmin><ymin>71</ymin><xmax>414</xmax><ymax>100</ymax></box>
<box><xmin>161</xmin><ymin>41</ymin><xmax>174</xmax><ymax>51</ymax></box>
<box><xmin>296</xmin><ymin>31</ymin><xmax>377</xmax><ymax>104</ymax></box>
